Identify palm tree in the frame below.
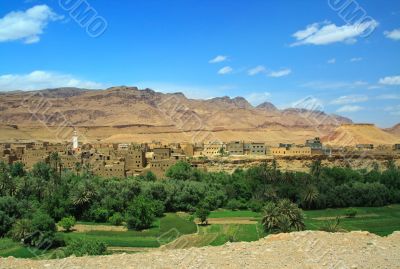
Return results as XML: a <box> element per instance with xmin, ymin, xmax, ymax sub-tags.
<box><xmin>261</xmin><ymin>202</ymin><xmax>280</xmax><ymax>232</ymax></box>
<box><xmin>277</xmin><ymin>199</ymin><xmax>305</xmax><ymax>232</ymax></box>
<box><xmin>262</xmin><ymin>199</ymin><xmax>305</xmax><ymax>233</ymax></box>
<box><xmin>310</xmin><ymin>159</ymin><xmax>322</xmax><ymax>179</ymax></box>
<box><xmin>74</xmin><ymin>162</ymin><xmax>82</xmax><ymax>176</ymax></box>
<box><xmin>49</xmin><ymin>152</ymin><xmax>60</xmax><ymax>172</ymax></box>
<box><xmin>10</xmin><ymin>219</ymin><xmax>32</xmax><ymax>242</ymax></box>
<box><xmin>301</xmin><ymin>185</ymin><xmax>319</xmax><ymax>209</ymax></box>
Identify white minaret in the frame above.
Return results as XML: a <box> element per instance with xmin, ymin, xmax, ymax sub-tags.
<box><xmin>72</xmin><ymin>130</ymin><xmax>78</xmax><ymax>150</ymax></box>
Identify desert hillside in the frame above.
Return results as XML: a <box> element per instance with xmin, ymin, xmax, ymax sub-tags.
<box><xmin>0</xmin><ymin>87</ymin><xmax>398</xmax><ymax>145</ymax></box>
<box><xmin>324</xmin><ymin>124</ymin><xmax>400</xmax><ymax>146</ymax></box>
<box><xmin>2</xmin><ymin>231</ymin><xmax>399</xmax><ymax>269</ymax></box>
<box><xmin>386</xmin><ymin>124</ymin><xmax>400</xmax><ymax>136</ymax></box>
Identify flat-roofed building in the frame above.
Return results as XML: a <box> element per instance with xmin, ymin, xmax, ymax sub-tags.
<box><xmin>227</xmin><ymin>141</ymin><xmax>244</xmax><ymax>155</ymax></box>
<box><xmin>271</xmin><ymin>146</ymin><xmax>312</xmax><ymax>156</ymax></box>
<box><xmin>203</xmin><ymin>141</ymin><xmax>225</xmax><ymax>156</ymax></box>
<box><xmin>305</xmin><ymin>137</ymin><xmax>323</xmax><ymax>150</ymax></box>
<box><xmin>153</xmin><ymin>148</ymin><xmax>171</xmax><ymax>160</ymax></box>
<box><xmin>21</xmin><ymin>149</ymin><xmax>48</xmax><ymax>169</ymax></box>
<box><xmin>246</xmin><ymin>142</ymin><xmax>266</xmax><ymax>155</ymax></box>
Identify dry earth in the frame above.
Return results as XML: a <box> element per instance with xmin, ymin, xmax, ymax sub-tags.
<box><xmin>1</xmin><ymin>231</ymin><xmax>399</xmax><ymax>269</ymax></box>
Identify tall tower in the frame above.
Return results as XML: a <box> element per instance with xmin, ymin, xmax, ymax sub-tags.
<box><xmin>72</xmin><ymin>130</ymin><xmax>78</xmax><ymax>150</ymax></box>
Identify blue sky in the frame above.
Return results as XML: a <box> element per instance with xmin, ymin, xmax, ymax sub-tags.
<box><xmin>0</xmin><ymin>0</ymin><xmax>399</xmax><ymax>127</ymax></box>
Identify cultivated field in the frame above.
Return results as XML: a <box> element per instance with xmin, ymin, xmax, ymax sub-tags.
<box><xmin>1</xmin><ymin>205</ymin><xmax>399</xmax><ymax>259</ymax></box>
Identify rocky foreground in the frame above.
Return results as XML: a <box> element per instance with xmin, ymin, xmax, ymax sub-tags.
<box><xmin>2</xmin><ymin>231</ymin><xmax>400</xmax><ymax>269</ymax></box>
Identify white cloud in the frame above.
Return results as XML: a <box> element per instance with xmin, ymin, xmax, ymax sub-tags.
<box><xmin>331</xmin><ymin>95</ymin><xmax>368</xmax><ymax>105</ymax></box>
<box><xmin>218</xmin><ymin>66</ymin><xmax>233</xmax><ymax>75</ymax></box>
<box><xmin>303</xmin><ymin>80</ymin><xmax>368</xmax><ymax>90</ymax></box>
<box><xmin>377</xmin><ymin>94</ymin><xmax>400</xmax><ymax>100</ymax></box>
<box><xmin>336</xmin><ymin>105</ymin><xmax>364</xmax><ymax>113</ymax></box>
<box><xmin>0</xmin><ymin>70</ymin><xmax>103</xmax><ymax>91</ymax></box>
<box><xmin>209</xmin><ymin>55</ymin><xmax>228</xmax><ymax>64</ymax></box>
<box><xmin>0</xmin><ymin>5</ymin><xmax>62</xmax><ymax>44</ymax></box>
<box><xmin>246</xmin><ymin>92</ymin><xmax>271</xmax><ymax>106</ymax></box>
<box><xmin>384</xmin><ymin>105</ymin><xmax>400</xmax><ymax>116</ymax></box>
<box><xmin>327</xmin><ymin>58</ymin><xmax>336</xmax><ymax>64</ymax></box>
<box><xmin>350</xmin><ymin>57</ymin><xmax>363</xmax><ymax>62</ymax></box>
<box><xmin>248</xmin><ymin>65</ymin><xmax>267</xmax><ymax>76</ymax></box>
<box><xmin>384</xmin><ymin>28</ymin><xmax>400</xmax><ymax>40</ymax></box>
<box><xmin>268</xmin><ymin>68</ymin><xmax>291</xmax><ymax>78</ymax></box>
<box><xmin>291</xmin><ymin>20</ymin><xmax>379</xmax><ymax>46</ymax></box>
<box><xmin>379</xmin><ymin>75</ymin><xmax>400</xmax><ymax>85</ymax></box>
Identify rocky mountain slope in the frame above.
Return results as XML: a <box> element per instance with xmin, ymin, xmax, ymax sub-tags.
<box><xmin>0</xmin><ymin>86</ymin><xmax>398</xmax><ymax>144</ymax></box>
<box><xmin>2</xmin><ymin>231</ymin><xmax>400</xmax><ymax>269</ymax></box>
<box><xmin>386</xmin><ymin>123</ymin><xmax>400</xmax><ymax>136</ymax></box>
<box><xmin>0</xmin><ymin>86</ymin><xmax>350</xmax><ymax>128</ymax></box>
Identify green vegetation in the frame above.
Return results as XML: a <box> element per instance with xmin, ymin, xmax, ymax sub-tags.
<box><xmin>0</xmin><ymin>157</ymin><xmax>400</xmax><ymax>258</ymax></box>
<box><xmin>64</xmin><ymin>238</ymin><xmax>107</xmax><ymax>257</ymax></box>
<box><xmin>304</xmin><ymin>204</ymin><xmax>400</xmax><ymax>236</ymax></box>
<box><xmin>61</xmin><ymin>213</ymin><xmax>197</xmax><ymax>248</ymax></box>
<box><xmin>126</xmin><ymin>195</ymin><xmax>156</xmax><ymax>230</ymax></box>
<box><xmin>58</xmin><ymin>216</ymin><xmax>76</xmax><ymax>232</ymax></box>
<box><xmin>196</xmin><ymin>206</ymin><xmax>210</xmax><ymax>225</ymax></box>
<box><xmin>262</xmin><ymin>199</ymin><xmax>305</xmax><ymax>233</ymax></box>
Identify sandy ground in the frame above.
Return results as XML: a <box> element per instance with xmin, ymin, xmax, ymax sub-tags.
<box><xmin>2</xmin><ymin>231</ymin><xmax>399</xmax><ymax>269</ymax></box>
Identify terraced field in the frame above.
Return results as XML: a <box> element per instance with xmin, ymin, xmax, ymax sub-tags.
<box><xmin>1</xmin><ymin>205</ymin><xmax>399</xmax><ymax>259</ymax></box>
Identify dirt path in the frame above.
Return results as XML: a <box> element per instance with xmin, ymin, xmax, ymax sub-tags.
<box><xmin>312</xmin><ymin>213</ymin><xmax>379</xmax><ymax>221</ymax></box>
<box><xmin>3</xmin><ymin>231</ymin><xmax>400</xmax><ymax>268</ymax></box>
<box><xmin>67</xmin><ymin>224</ymin><xmax>127</xmax><ymax>233</ymax></box>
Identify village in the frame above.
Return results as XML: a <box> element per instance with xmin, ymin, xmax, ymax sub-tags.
<box><xmin>1</xmin><ymin>131</ymin><xmax>399</xmax><ymax>179</ymax></box>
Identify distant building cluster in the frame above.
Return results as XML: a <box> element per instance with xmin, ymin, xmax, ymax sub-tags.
<box><xmin>1</xmin><ymin>134</ymin><xmax>399</xmax><ymax>178</ymax></box>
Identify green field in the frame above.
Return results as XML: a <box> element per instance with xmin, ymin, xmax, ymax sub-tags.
<box><xmin>0</xmin><ymin>238</ymin><xmax>51</xmax><ymax>259</ymax></box>
<box><xmin>62</xmin><ymin>213</ymin><xmax>197</xmax><ymax>248</ymax></box>
<box><xmin>1</xmin><ymin>205</ymin><xmax>399</xmax><ymax>258</ymax></box>
<box><xmin>304</xmin><ymin>204</ymin><xmax>400</xmax><ymax>236</ymax></box>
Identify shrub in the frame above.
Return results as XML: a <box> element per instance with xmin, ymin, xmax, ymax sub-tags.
<box><xmin>320</xmin><ymin>217</ymin><xmax>346</xmax><ymax>233</ymax></box>
<box><xmin>108</xmin><ymin>212</ymin><xmax>124</xmax><ymax>226</ymax></box>
<box><xmin>25</xmin><ymin>212</ymin><xmax>57</xmax><ymax>249</ymax></box>
<box><xmin>262</xmin><ymin>199</ymin><xmax>305</xmax><ymax>233</ymax></box>
<box><xmin>226</xmin><ymin>199</ymin><xmax>247</xmax><ymax>211</ymax></box>
<box><xmin>345</xmin><ymin>208</ymin><xmax>357</xmax><ymax>218</ymax></box>
<box><xmin>91</xmin><ymin>208</ymin><xmax>110</xmax><ymax>223</ymax></box>
<box><xmin>10</xmin><ymin>219</ymin><xmax>32</xmax><ymax>241</ymax></box>
<box><xmin>125</xmin><ymin>195</ymin><xmax>155</xmax><ymax>230</ymax></box>
<box><xmin>58</xmin><ymin>216</ymin><xmax>76</xmax><ymax>232</ymax></box>
<box><xmin>152</xmin><ymin>200</ymin><xmax>165</xmax><ymax>218</ymax></box>
<box><xmin>248</xmin><ymin>199</ymin><xmax>264</xmax><ymax>212</ymax></box>
<box><xmin>196</xmin><ymin>206</ymin><xmax>210</xmax><ymax>225</ymax></box>
<box><xmin>64</xmin><ymin>239</ymin><xmax>107</xmax><ymax>257</ymax></box>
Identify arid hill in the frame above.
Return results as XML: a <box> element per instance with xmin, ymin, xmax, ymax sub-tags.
<box><xmin>324</xmin><ymin>124</ymin><xmax>400</xmax><ymax>146</ymax></box>
<box><xmin>0</xmin><ymin>87</ymin><xmax>398</xmax><ymax>144</ymax></box>
<box><xmin>386</xmin><ymin>123</ymin><xmax>400</xmax><ymax>136</ymax></box>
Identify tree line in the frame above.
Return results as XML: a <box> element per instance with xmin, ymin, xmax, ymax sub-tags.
<box><xmin>0</xmin><ymin>157</ymin><xmax>399</xmax><ymax>253</ymax></box>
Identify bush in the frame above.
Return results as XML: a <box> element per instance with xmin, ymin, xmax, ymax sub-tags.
<box><xmin>108</xmin><ymin>212</ymin><xmax>124</xmax><ymax>226</ymax></box>
<box><xmin>262</xmin><ymin>199</ymin><xmax>305</xmax><ymax>233</ymax></box>
<box><xmin>345</xmin><ymin>208</ymin><xmax>357</xmax><ymax>218</ymax></box>
<box><xmin>152</xmin><ymin>200</ymin><xmax>165</xmax><ymax>218</ymax></box>
<box><xmin>125</xmin><ymin>195</ymin><xmax>155</xmax><ymax>230</ymax></box>
<box><xmin>196</xmin><ymin>206</ymin><xmax>210</xmax><ymax>225</ymax></box>
<box><xmin>10</xmin><ymin>219</ymin><xmax>32</xmax><ymax>241</ymax></box>
<box><xmin>226</xmin><ymin>199</ymin><xmax>247</xmax><ymax>211</ymax></box>
<box><xmin>91</xmin><ymin>208</ymin><xmax>110</xmax><ymax>223</ymax></box>
<box><xmin>23</xmin><ymin>212</ymin><xmax>57</xmax><ymax>249</ymax></box>
<box><xmin>248</xmin><ymin>199</ymin><xmax>264</xmax><ymax>212</ymax></box>
<box><xmin>58</xmin><ymin>216</ymin><xmax>76</xmax><ymax>232</ymax></box>
<box><xmin>320</xmin><ymin>217</ymin><xmax>346</xmax><ymax>233</ymax></box>
<box><xmin>64</xmin><ymin>239</ymin><xmax>107</xmax><ymax>257</ymax></box>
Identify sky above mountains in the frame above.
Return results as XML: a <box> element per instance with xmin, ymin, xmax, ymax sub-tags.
<box><xmin>0</xmin><ymin>0</ymin><xmax>399</xmax><ymax>127</ymax></box>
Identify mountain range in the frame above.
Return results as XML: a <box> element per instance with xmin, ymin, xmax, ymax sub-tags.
<box><xmin>0</xmin><ymin>86</ymin><xmax>398</xmax><ymax>145</ymax></box>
